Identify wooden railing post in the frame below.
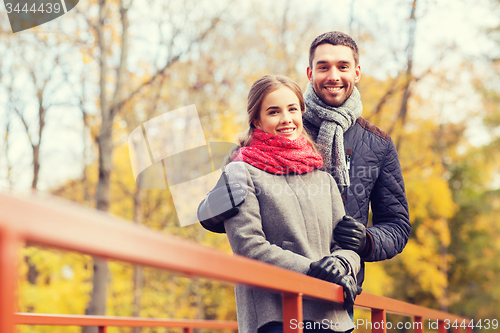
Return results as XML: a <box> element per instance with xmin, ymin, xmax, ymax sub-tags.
<box><xmin>282</xmin><ymin>292</ymin><xmax>303</xmax><ymax>333</ymax></box>
<box><xmin>438</xmin><ymin>320</ymin><xmax>447</xmax><ymax>333</ymax></box>
<box><xmin>371</xmin><ymin>309</ymin><xmax>386</xmax><ymax>333</ymax></box>
<box><xmin>413</xmin><ymin>316</ymin><xmax>424</xmax><ymax>333</ymax></box>
<box><xmin>98</xmin><ymin>326</ymin><xmax>107</xmax><ymax>333</ymax></box>
<box><xmin>184</xmin><ymin>327</ymin><xmax>194</xmax><ymax>333</ymax></box>
<box><xmin>0</xmin><ymin>229</ymin><xmax>20</xmax><ymax>333</ymax></box>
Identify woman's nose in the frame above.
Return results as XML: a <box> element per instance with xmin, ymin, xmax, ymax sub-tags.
<box><xmin>280</xmin><ymin>111</ymin><xmax>292</xmax><ymax>123</ymax></box>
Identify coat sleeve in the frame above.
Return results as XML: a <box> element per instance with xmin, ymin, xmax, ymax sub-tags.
<box><xmin>198</xmin><ymin>194</ymin><xmax>227</xmax><ymax>234</ymax></box>
<box><xmin>328</xmin><ymin>174</ymin><xmax>361</xmax><ymax>278</ymax></box>
<box><xmin>365</xmin><ymin>138</ymin><xmax>411</xmax><ymax>262</ymax></box>
<box><xmin>223</xmin><ymin>163</ymin><xmax>312</xmax><ymax>274</ymax></box>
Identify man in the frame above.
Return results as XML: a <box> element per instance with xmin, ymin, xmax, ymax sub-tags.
<box><xmin>197</xmin><ymin>31</ymin><xmax>411</xmax><ymax>313</ymax></box>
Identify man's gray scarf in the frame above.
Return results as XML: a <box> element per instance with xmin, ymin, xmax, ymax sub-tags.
<box><xmin>303</xmin><ymin>84</ymin><xmax>363</xmax><ymax>187</ymax></box>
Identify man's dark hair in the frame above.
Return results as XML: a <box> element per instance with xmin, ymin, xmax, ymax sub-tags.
<box><xmin>309</xmin><ymin>31</ymin><xmax>359</xmax><ymax>68</ymax></box>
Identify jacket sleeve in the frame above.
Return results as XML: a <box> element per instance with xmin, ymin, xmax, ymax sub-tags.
<box><xmin>365</xmin><ymin>138</ymin><xmax>411</xmax><ymax>262</ymax></box>
<box><xmin>223</xmin><ymin>163</ymin><xmax>312</xmax><ymax>274</ymax></box>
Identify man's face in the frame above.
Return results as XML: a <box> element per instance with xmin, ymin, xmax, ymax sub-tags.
<box><xmin>307</xmin><ymin>44</ymin><xmax>361</xmax><ymax>107</ymax></box>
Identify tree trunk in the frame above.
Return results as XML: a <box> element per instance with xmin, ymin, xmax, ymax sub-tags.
<box><xmin>389</xmin><ymin>0</ymin><xmax>417</xmax><ymax>149</ymax></box>
<box><xmin>80</xmin><ymin>74</ymin><xmax>92</xmax><ymax>206</ymax></box>
<box><xmin>132</xmin><ymin>186</ymin><xmax>145</xmax><ymax>333</ymax></box>
<box><xmin>439</xmin><ymin>242</ymin><xmax>448</xmax><ymax>312</ymax></box>
<box><xmin>3</xmin><ymin>116</ymin><xmax>13</xmax><ymax>190</ymax></box>
<box><xmin>83</xmin><ymin>1</ymin><xmax>112</xmax><ymax>332</ymax></box>
<box><xmin>31</xmin><ymin>91</ymin><xmax>45</xmax><ymax>191</ymax></box>
<box><xmin>131</xmin><ymin>265</ymin><xmax>144</xmax><ymax>333</ymax></box>
<box><xmin>31</xmin><ymin>144</ymin><xmax>40</xmax><ymax>190</ymax></box>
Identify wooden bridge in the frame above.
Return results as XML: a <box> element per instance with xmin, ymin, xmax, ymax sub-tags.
<box><xmin>0</xmin><ymin>192</ymin><xmax>472</xmax><ymax>333</ymax></box>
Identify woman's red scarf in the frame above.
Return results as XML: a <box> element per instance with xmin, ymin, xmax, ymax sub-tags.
<box><xmin>233</xmin><ymin>129</ymin><xmax>323</xmax><ymax>174</ymax></box>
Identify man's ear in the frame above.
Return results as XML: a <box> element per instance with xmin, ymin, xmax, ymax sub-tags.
<box><xmin>355</xmin><ymin>65</ymin><xmax>361</xmax><ymax>83</ymax></box>
<box><xmin>307</xmin><ymin>67</ymin><xmax>313</xmax><ymax>84</ymax></box>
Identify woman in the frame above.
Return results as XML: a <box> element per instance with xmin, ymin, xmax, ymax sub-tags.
<box><xmin>222</xmin><ymin>75</ymin><xmax>360</xmax><ymax>333</ymax></box>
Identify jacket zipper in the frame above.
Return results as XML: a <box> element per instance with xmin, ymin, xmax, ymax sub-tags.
<box><xmin>346</xmin><ymin>149</ymin><xmax>353</xmax><ymax>171</ymax></box>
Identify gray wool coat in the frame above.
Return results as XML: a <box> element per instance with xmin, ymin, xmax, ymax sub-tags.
<box><xmin>223</xmin><ymin>161</ymin><xmax>360</xmax><ymax>333</ymax></box>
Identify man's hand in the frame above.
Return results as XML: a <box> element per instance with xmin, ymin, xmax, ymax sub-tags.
<box><xmin>334</xmin><ymin>216</ymin><xmax>367</xmax><ymax>254</ymax></box>
<box><xmin>197</xmin><ymin>171</ymin><xmax>247</xmax><ymax>233</ymax></box>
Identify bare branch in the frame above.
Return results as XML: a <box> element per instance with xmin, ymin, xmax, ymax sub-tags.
<box><xmin>367</xmin><ymin>73</ymin><xmax>402</xmax><ymax>121</ymax></box>
<box><xmin>388</xmin><ymin>0</ymin><xmax>417</xmax><ymax>141</ymax></box>
<box><xmin>108</xmin><ymin>14</ymin><xmax>223</xmax><ymax>117</ymax></box>
<box><xmin>12</xmin><ymin>107</ymin><xmax>33</xmax><ymax>145</ymax></box>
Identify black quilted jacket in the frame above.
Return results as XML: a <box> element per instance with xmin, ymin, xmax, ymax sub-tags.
<box><xmin>304</xmin><ymin>117</ymin><xmax>411</xmax><ymax>286</ymax></box>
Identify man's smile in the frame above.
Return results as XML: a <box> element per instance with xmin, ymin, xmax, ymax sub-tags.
<box><xmin>325</xmin><ymin>86</ymin><xmax>343</xmax><ymax>92</ymax></box>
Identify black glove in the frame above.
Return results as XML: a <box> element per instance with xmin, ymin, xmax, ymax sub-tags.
<box><xmin>334</xmin><ymin>216</ymin><xmax>367</xmax><ymax>255</ymax></box>
<box><xmin>197</xmin><ymin>171</ymin><xmax>247</xmax><ymax>233</ymax></box>
<box><xmin>337</xmin><ymin>275</ymin><xmax>363</xmax><ymax>310</ymax></box>
<box><xmin>307</xmin><ymin>256</ymin><xmax>348</xmax><ymax>283</ymax></box>
<box><xmin>307</xmin><ymin>256</ymin><xmax>362</xmax><ymax>309</ymax></box>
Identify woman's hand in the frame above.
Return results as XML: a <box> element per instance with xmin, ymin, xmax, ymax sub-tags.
<box><xmin>307</xmin><ymin>255</ymin><xmax>362</xmax><ymax>309</ymax></box>
<box><xmin>337</xmin><ymin>275</ymin><xmax>363</xmax><ymax>310</ymax></box>
<box><xmin>307</xmin><ymin>256</ymin><xmax>348</xmax><ymax>282</ymax></box>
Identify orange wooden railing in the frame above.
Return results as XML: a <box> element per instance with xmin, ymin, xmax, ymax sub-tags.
<box><xmin>0</xmin><ymin>192</ymin><xmax>472</xmax><ymax>333</ymax></box>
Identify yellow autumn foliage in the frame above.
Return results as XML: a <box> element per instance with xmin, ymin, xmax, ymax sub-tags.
<box><xmin>18</xmin><ymin>247</ymin><xmax>93</xmax><ymax>333</ymax></box>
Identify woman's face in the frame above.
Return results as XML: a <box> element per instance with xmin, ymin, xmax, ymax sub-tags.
<box><xmin>253</xmin><ymin>86</ymin><xmax>303</xmax><ymax>141</ymax></box>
